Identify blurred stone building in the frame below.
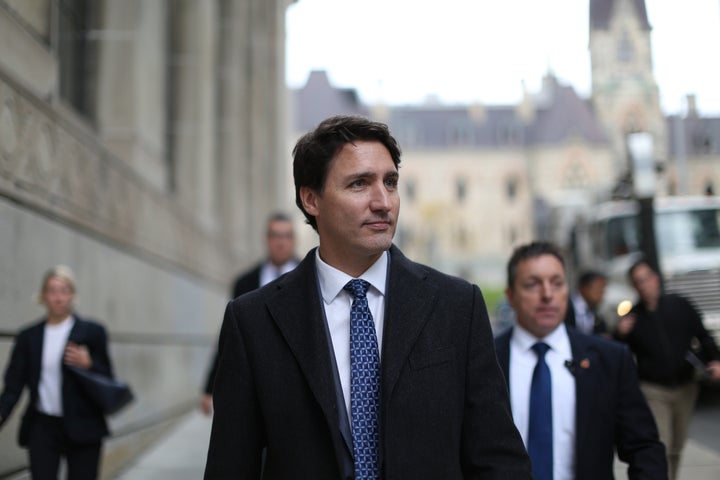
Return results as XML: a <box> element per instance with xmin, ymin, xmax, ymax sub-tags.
<box><xmin>290</xmin><ymin>0</ymin><xmax>720</xmax><ymax>285</ymax></box>
<box><xmin>0</xmin><ymin>0</ymin><xmax>293</xmax><ymax>476</ymax></box>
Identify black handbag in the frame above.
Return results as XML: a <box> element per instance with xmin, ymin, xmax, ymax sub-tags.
<box><xmin>67</xmin><ymin>365</ymin><xmax>134</xmax><ymax>415</ymax></box>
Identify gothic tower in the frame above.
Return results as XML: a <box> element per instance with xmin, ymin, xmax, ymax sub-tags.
<box><xmin>589</xmin><ymin>0</ymin><xmax>667</xmax><ymax>171</ymax></box>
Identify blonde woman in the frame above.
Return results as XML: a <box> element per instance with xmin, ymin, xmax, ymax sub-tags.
<box><xmin>0</xmin><ymin>266</ymin><xmax>113</xmax><ymax>479</ymax></box>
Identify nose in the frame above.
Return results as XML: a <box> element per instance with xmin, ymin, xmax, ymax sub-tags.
<box><xmin>369</xmin><ymin>182</ymin><xmax>392</xmax><ymax>212</ymax></box>
<box><xmin>540</xmin><ymin>281</ymin><xmax>554</xmax><ymax>300</ymax></box>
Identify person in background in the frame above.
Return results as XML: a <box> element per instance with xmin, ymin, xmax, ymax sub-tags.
<box><xmin>495</xmin><ymin>242</ymin><xmax>666</xmax><ymax>480</ymax></box>
<box><xmin>199</xmin><ymin>213</ymin><xmax>298</xmax><ymax>415</ymax></box>
<box><xmin>229</xmin><ymin>213</ymin><xmax>299</xmax><ymax>300</ymax></box>
<box><xmin>204</xmin><ymin>115</ymin><xmax>530</xmax><ymax>478</ymax></box>
<box><xmin>565</xmin><ymin>270</ymin><xmax>609</xmax><ymax>336</ymax></box>
<box><xmin>616</xmin><ymin>258</ymin><xmax>720</xmax><ymax>479</ymax></box>
<box><xmin>0</xmin><ymin>266</ymin><xmax>114</xmax><ymax>480</ymax></box>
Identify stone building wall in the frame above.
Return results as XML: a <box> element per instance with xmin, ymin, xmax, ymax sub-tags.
<box><xmin>0</xmin><ymin>0</ymin><xmax>293</xmax><ymax>476</ymax></box>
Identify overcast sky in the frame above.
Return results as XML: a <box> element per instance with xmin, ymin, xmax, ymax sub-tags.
<box><xmin>285</xmin><ymin>0</ymin><xmax>720</xmax><ymax>115</ymax></box>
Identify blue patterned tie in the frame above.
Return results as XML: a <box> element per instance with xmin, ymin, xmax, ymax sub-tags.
<box><xmin>528</xmin><ymin>342</ymin><xmax>553</xmax><ymax>480</ymax></box>
<box><xmin>344</xmin><ymin>279</ymin><xmax>380</xmax><ymax>480</ymax></box>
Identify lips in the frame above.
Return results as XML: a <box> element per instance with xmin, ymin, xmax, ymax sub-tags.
<box><xmin>364</xmin><ymin>217</ymin><xmax>392</xmax><ymax>229</ymax></box>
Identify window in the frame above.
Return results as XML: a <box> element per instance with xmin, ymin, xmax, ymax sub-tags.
<box><xmin>617</xmin><ymin>30</ymin><xmax>634</xmax><ymax>63</ymax></box>
<box><xmin>656</xmin><ymin>209</ymin><xmax>720</xmax><ymax>254</ymax></box>
<box><xmin>448</xmin><ymin>123</ymin><xmax>473</xmax><ymax>146</ymax></box>
<box><xmin>496</xmin><ymin>125</ymin><xmax>519</xmax><ymax>145</ymax></box>
<box><xmin>604</xmin><ymin>215</ymin><xmax>640</xmax><ymax>259</ymax></box>
<box><xmin>692</xmin><ymin>132</ymin><xmax>714</xmax><ymax>155</ymax></box>
<box><xmin>506</xmin><ymin>176</ymin><xmax>518</xmax><ymax>201</ymax></box>
<box><xmin>456</xmin><ymin>177</ymin><xmax>467</xmax><ymax>203</ymax></box>
<box><xmin>57</xmin><ymin>0</ymin><xmax>98</xmax><ymax>120</ymax></box>
<box><xmin>405</xmin><ymin>178</ymin><xmax>416</xmax><ymax>203</ymax></box>
<box><xmin>563</xmin><ymin>161</ymin><xmax>588</xmax><ymax>189</ymax></box>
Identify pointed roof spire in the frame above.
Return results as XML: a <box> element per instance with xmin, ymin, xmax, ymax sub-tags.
<box><xmin>589</xmin><ymin>0</ymin><xmax>651</xmax><ymax>30</ymax></box>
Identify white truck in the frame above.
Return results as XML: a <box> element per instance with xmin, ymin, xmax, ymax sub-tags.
<box><xmin>569</xmin><ymin>195</ymin><xmax>720</xmax><ymax>342</ymax></box>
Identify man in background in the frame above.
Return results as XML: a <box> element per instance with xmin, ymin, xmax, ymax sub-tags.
<box><xmin>616</xmin><ymin>258</ymin><xmax>720</xmax><ymax>479</ymax></box>
<box><xmin>565</xmin><ymin>270</ymin><xmax>609</xmax><ymax>336</ymax></box>
<box><xmin>495</xmin><ymin>241</ymin><xmax>666</xmax><ymax>480</ymax></box>
<box><xmin>229</xmin><ymin>213</ymin><xmax>299</xmax><ymax>300</ymax></box>
<box><xmin>199</xmin><ymin>213</ymin><xmax>298</xmax><ymax>415</ymax></box>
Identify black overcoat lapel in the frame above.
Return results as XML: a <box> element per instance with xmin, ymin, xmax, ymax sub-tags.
<box><xmin>380</xmin><ymin>246</ymin><xmax>440</xmax><ymax>403</ymax></box>
<box><xmin>264</xmin><ymin>249</ymin><xmax>353</xmax><ymax>465</ymax></box>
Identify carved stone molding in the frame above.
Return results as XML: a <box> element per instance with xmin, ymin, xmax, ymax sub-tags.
<box><xmin>0</xmin><ymin>74</ymin><xmax>229</xmax><ymax>283</ymax></box>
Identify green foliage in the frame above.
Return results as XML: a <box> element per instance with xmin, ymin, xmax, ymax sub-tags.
<box><xmin>478</xmin><ymin>285</ymin><xmax>506</xmax><ymax>315</ymax></box>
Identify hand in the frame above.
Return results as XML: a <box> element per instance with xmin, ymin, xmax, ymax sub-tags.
<box><xmin>616</xmin><ymin>314</ymin><xmax>636</xmax><ymax>337</ymax></box>
<box><xmin>64</xmin><ymin>342</ymin><xmax>93</xmax><ymax>369</ymax></box>
<box><xmin>707</xmin><ymin>361</ymin><xmax>720</xmax><ymax>382</ymax></box>
<box><xmin>199</xmin><ymin>394</ymin><xmax>213</xmax><ymax>416</ymax></box>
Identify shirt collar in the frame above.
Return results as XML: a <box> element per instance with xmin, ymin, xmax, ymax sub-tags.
<box><xmin>572</xmin><ymin>292</ymin><xmax>590</xmax><ymax>314</ymax></box>
<box><xmin>263</xmin><ymin>259</ymin><xmax>298</xmax><ymax>275</ymax></box>
<box><xmin>315</xmin><ymin>249</ymin><xmax>388</xmax><ymax>304</ymax></box>
<box><xmin>512</xmin><ymin>322</ymin><xmax>572</xmax><ymax>358</ymax></box>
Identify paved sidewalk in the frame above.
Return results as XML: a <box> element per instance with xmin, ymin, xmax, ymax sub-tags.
<box><xmin>614</xmin><ymin>439</ymin><xmax>720</xmax><ymax>479</ymax></box>
<box><xmin>112</xmin><ymin>411</ymin><xmax>211</xmax><ymax>480</ymax></box>
<box><xmin>115</xmin><ymin>409</ymin><xmax>720</xmax><ymax>479</ymax></box>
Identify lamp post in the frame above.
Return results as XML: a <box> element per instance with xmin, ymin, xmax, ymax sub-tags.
<box><xmin>627</xmin><ymin>132</ymin><xmax>662</xmax><ymax>278</ymax></box>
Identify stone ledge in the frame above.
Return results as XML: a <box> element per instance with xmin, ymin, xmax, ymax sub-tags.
<box><xmin>0</xmin><ymin>73</ymin><xmax>231</xmax><ymax>285</ymax></box>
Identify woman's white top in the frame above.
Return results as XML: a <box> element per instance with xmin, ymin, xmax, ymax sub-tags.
<box><xmin>37</xmin><ymin>316</ymin><xmax>75</xmax><ymax>416</ymax></box>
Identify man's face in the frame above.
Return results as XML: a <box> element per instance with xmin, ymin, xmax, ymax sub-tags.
<box><xmin>42</xmin><ymin>276</ymin><xmax>75</xmax><ymax>319</ymax></box>
<box><xmin>630</xmin><ymin>263</ymin><xmax>661</xmax><ymax>305</ymax></box>
<box><xmin>300</xmin><ymin>140</ymin><xmax>399</xmax><ymax>273</ymax></box>
<box><xmin>267</xmin><ymin>220</ymin><xmax>295</xmax><ymax>266</ymax></box>
<box><xmin>580</xmin><ymin>277</ymin><xmax>607</xmax><ymax>309</ymax></box>
<box><xmin>506</xmin><ymin>254</ymin><xmax>568</xmax><ymax>338</ymax></box>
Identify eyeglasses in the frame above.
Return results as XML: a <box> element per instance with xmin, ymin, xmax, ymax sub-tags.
<box><xmin>268</xmin><ymin>232</ymin><xmax>294</xmax><ymax>240</ymax></box>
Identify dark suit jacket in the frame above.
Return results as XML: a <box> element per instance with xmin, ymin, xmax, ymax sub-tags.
<box><xmin>203</xmin><ymin>264</ymin><xmax>263</xmax><ymax>394</ymax></box>
<box><xmin>494</xmin><ymin>326</ymin><xmax>667</xmax><ymax>480</ymax></box>
<box><xmin>206</xmin><ymin>260</ymin><xmax>303</xmax><ymax>394</ymax></box>
<box><xmin>0</xmin><ymin>315</ymin><xmax>113</xmax><ymax>446</ymax></box>
<box><xmin>231</xmin><ymin>264</ymin><xmax>262</xmax><ymax>300</ymax></box>
<box><xmin>564</xmin><ymin>297</ymin><xmax>608</xmax><ymax>335</ymax></box>
<box><xmin>205</xmin><ymin>246</ymin><xmax>531</xmax><ymax>479</ymax></box>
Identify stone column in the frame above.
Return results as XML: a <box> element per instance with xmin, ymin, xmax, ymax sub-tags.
<box><xmin>216</xmin><ymin>0</ymin><xmax>295</xmax><ymax>262</ymax></box>
<box><xmin>169</xmin><ymin>0</ymin><xmax>218</xmax><ymax>231</ymax></box>
<box><xmin>216</xmin><ymin>0</ymin><xmax>252</xmax><ymax>260</ymax></box>
<box><xmin>96</xmin><ymin>0</ymin><xmax>168</xmax><ymax>191</ymax></box>
<box><xmin>246</xmin><ymin>0</ymin><xmax>292</xmax><ymax>236</ymax></box>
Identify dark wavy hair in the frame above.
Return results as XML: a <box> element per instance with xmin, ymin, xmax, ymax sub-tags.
<box><xmin>292</xmin><ymin>115</ymin><xmax>402</xmax><ymax>231</ymax></box>
<box><xmin>506</xmin><ymin>241</ymin><xmax>566</xmax><ymax>289</ymax></box>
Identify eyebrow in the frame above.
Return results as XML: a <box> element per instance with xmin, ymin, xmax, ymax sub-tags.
<box><xmin>525</xmin><ymin>274</ymin><xmax>565</xmax><ymax>282</ymax></box>
<box><xmin>344</xmin><ymin>170</ymin><xmax>399</xmax><ymax>182</ymax></box>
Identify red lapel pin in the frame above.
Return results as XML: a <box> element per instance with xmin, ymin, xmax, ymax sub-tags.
<box><xmin>580</xmin><ymin>358</ymin><xmax>590</xmax><ymax>369</ymax></box>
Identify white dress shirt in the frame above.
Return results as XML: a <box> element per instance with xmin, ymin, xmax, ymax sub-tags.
<box><xmin>571</xmin><ymin>292</ymin><xmax>595</xmax><ymax>335</ymax></box>
<box><xmin>38</xmin><ymin>315</ymin><xmax>75</xmax><ymax>416</ymax></box>
<box><xmin>509</xmin><ymin>323</ymin><xmax>576</xmax><ymax>480</ymax></box>
<box><xmin>259</xmin><ymin>259</ymin><xmax>298</xmax><ymax>287</ymax></box>
<box><xmin>315</xmin><ymin>249</ymin><xmax>387</xmax><ymax>418</ymax></box>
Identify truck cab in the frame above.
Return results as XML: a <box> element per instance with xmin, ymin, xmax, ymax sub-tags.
<box><xmin>570</xmin><ymin>196</ymin><xmax>720</xmax><ymax>343</ymax></box>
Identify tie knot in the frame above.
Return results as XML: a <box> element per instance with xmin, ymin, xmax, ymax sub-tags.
<box><xmin>532</xmin><ymin>342</ymin><xmax>550</xmax><ymax>358</ymax></box>
<box><xmin>344</xmin><ymin>279</ymin><xmax>370</xmax><ymax>299</ymax></box>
